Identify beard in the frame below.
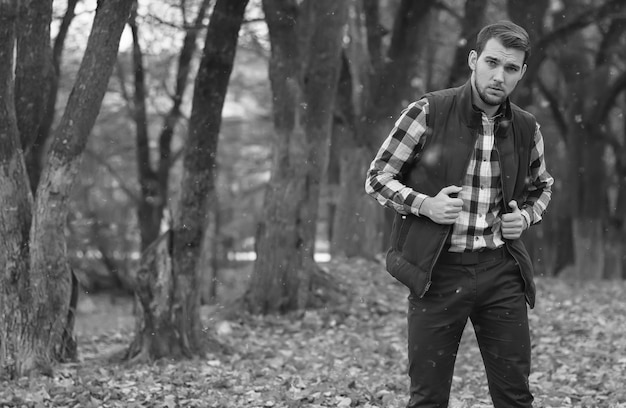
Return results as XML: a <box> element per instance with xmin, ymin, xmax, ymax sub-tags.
<box><xmin>475</xmin><ymin>78</ymin><xmax>507</xmax><ymax>106</ymax></box>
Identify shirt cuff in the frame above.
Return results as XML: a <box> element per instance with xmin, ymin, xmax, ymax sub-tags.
<box><xmin>409</xmin><ymin>194</ymin><xmax>429</xmax><ymax>216</ymax></box>
<box><xmin>520</xmin><ymin>209</ymin><xmax>532</xmax><ymax>229</ymax></box>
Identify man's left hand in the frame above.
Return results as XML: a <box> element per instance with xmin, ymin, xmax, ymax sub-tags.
<box><xmin>501</xmin><ymin>200</ymin><xmax>527</xmax><ymax>240</ymax></box>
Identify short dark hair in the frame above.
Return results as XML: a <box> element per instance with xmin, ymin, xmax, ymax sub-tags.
<box><xmin>475</xmin><ymin>21</ymin><xmax>531</xmax><ymax>64</ymax></box>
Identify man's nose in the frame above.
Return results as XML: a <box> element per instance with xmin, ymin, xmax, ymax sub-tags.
<box><xmin>493</xmin><ymin>67</ymin><xmax>505</xmax><ymax>82</ymax></box>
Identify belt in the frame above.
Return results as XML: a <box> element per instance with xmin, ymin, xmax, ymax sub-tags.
<box><xmin>437</xmin><ymin>246</ymin><xmax>508</xmax><ymax>265</ymax></box>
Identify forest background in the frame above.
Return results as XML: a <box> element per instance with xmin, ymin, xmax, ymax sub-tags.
<box><xmin>1</xmin><ymin>0</ymin><xmax>626</xmax><ymax>407</ymax></box>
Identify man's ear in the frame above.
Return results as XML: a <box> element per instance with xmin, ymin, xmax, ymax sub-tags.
<box><xmin>468</xmin><ymin>50</ymin><xmax>477</xmax><ymax>71</ymax></box>
<box><xmin>520</xmin><ymin>63</ymin><xmax>527</xmax><ymax>78</ymax></box>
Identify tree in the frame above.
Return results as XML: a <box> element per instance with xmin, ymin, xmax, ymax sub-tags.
<box><xmin>25</xmin><ymin>0</ymin><xmax>78</xmax><ymax>193</ymax></box>
<box><xmin>510</xmin><ymin>0</ymin><xmax>626</xmax><ymax>279</ymax></box>
<box><xmin>329</xmin><ymin>0</ymin><xmax>435</xmax><ymax>259</ymax></box>
<box><xmin>566</xmin><ymin>1</ymin><xmax>626</xmax><ymax>280</ymax></box>
<box><xmin>125</xmin><ymin>0</ymin><xmax>250</xmax><ymax>361</ymax></box>
<box><xmin>0</xmin><ymin>0</ymin><xmax>133</xmax><ymax>378</ymax></box>
<box><xmin>447</xmin><ymin>0</ymin><xmax>488</xmax><ymax>87</ymax></box>
<box><xmin>0</xmin><ymin>0</ymin><xmax>33</xmax><ymax>378</ymax></box>
<box><xmin>243</xmin><ymin>0</ymin><xmax>348</xmax><ymax>314</ymax></box>
<box><xmin>127</xmin><ymin>0</ymin><xmax>212</xmax><ymax>253</ymax></box>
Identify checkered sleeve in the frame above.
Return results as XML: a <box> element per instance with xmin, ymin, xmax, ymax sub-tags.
<box><xmin>521</xmin><ymin>123</ymin><xmax>554</xmax><ymax>225</ymax></box>
<box><xmin>365</xmin><ymin>99</ymin><xmax>430</xmax><ymax>216</ymax></box>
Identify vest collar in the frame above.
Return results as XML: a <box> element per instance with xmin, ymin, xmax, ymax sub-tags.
<box><xmin>459</xmin><ymin>80</ymin><xmax>513</xmax><ymax>131</ymax></box>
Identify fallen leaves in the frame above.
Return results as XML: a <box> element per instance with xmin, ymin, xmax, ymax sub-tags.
<box><xmin>526</xmin><ymin>278</ymin><xmax>626</xmax><ymax>408</ymax></box>
<box><xmin>1</xmin><ymin>259</ymin><xmax>626</xmax><ymax>407</ymax></box>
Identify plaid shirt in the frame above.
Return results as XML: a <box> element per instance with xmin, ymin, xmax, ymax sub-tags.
<box><xmin>365</xmin><ymin>98</ymin><xmax>554</xmax><ymax>252</ymax></box>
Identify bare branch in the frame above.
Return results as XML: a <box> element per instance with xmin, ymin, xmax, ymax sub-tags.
<box><xmin>596</xmin><ymin>17</ymin><xmax>626</xmax><ymax>66</ymax></box>
<box><xmin>536</xmin><ymin>78</ymin><xmax>568</xmax><ymax>141</ymax></box>
<box><xmin>526</xmin><ymin>0</ymin><xmax>626</xmax><ymax>84</ymax></box>
<box><xmin>157</xmin><ymin>0</ymin><xmax>212</xmax><ymax>195</ymax></box>
<box><xmin>114</xmin><ymin>61</ymin><xmax>133</xmax><ymax>115</ymax></box>
<box><xmin>84</xmin><ymin>148</ymin><xmax>141</xmax><ymax>203</ymax></box>
<box><xmin>534</xmin><ymin>0</ymin><xmax>626</xmax><ymax>61</ymax></box>
<box><xmin>432</xmin><ymin>0</ymin><xmax>462</xmax><ymax>21</ymax></box>
<box><xmin>588</xmin><ymin>69</ymin><xmax>626</xmax><ymax>129</ymax></box>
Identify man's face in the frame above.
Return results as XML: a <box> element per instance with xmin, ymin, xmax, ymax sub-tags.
<box><xmin>468</xmin><ymin>38</ymin><xmax>527</xmax><ymax>108</ymax></box>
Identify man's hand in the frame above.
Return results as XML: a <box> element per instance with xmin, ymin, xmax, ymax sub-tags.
<box><xmin>501</xmin><ymin>200</ymin><xmax>527</xmax><ymax>240</ymax></box>
<box><xmin>419</xmin><ymin>185</ymin><xmax>463</xmax><ymax>224</ymax></box>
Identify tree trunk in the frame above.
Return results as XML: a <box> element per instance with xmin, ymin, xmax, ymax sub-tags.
<box><xmin>447</xmin><ymin>0</ymin><xmax>487</xmax><ymax>88</ymax></box>
<box><xmin>331</xmin><ymin>144</ymin><xmax>383</xmax><ymax>259</ymax></box>
<box><xmin>128</xmin><ymin>0</ymin><xmax>210</xmax><ymax>254</ymax></box>
<box><xmin>3</xmin><ymin>0</ymin><xmax>81</xmax><ymax>369</ymax></box>
<box><xmin>614</xmin><ymin>104</ymin><xmax>626</xmax><ymax>279</ymax></box>
<box><xmin>371</xmin><ymin>0</ymin><xmax>433</xmax><ymax>129</ymax></box>
<box><xmin>125</xmin><ymin>231</ymin><xmax>177</xmax><ymax>361</ymax></box>
<box><xmin>16</xmin><ymin>0</ymin><xmax>81</xmax><ymax>363</ymax></box>
<box><xmin>15</xmin><ymin>0</ymin><xmax>52</xmax><ymax>154</ymax></box>
<box><xmin>0</xmin><ymin>0</ymin><xmax>36</xmax><ymax>378</ymax></box>
<box><xmin>612</xmin><ymin>173</ymin><xmax>626</xmax><ymax>279</ymax></box>
<box><xmin>543</xmin><ymin>5</ymin><xmax>620</xmax><ymax>280</ymax></box>
<box><xmin>155</xmin><ymin>0</ymin><xmax>211</xmax><ymax>212</ymax></box>
<box><xmin>129</xmin><ymin>7</ymin><xmax>162</xmax><ymax>252</ymax></box>
<box><xmin>126</xmin><ymin>0</ymin><xmax>249</xmax><ymax>360</ymax></box>
<box><xmin>0</xmin><ymin>1</ymin><xmax>130</xmax><ymax>376</ymax></box>
<box><xmin>572</xmin><ymin>218</ymin><xmax>605</xmax><ymax>281</ymax></box>
<box><xmin>297</xmin><ymin>0</ymin><xmax>349</xmax><ymax>290</ymax></box>
<box><xmin>509</xmin><ymin>0</ymin><xmax>624</xmax><ymax>278</ymax></box>
<box><xmin>569</xmin><ymin>115</ymin><xmax>607</xmax><ymax>281</ymax></box>
<box><xmin>506</xmin><ymin>0</ymin><xmax>549</xmax><ymax>106</ymax></box>
<box><xmin>244</xmin><ymin>0</ymin><xmax>347</xmax><ymax>314</ymax></box>
<box><xmin>328</xmin><ymin>1</ymin><xmax>380</xmax><ymax>259</ymax></box>
<box><xmin>604</xmin><ymin>219</ymin><xmax>624</xmax><ymax>280</ymax></box>
<box><xmin>2</xmin><ymin>0</ymin><xmax>132</xmax><ymax>378</ymax></box>
<box><xmin>26</xmin><ymin>0</ymin><xmax>78</xmax><ymax>193</ymax></box>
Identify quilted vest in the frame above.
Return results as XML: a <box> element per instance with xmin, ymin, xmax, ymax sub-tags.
<box><xmin>385</xmin><ymin>81</ymin><xmax>538</xmax><ymax>307</ymax></box>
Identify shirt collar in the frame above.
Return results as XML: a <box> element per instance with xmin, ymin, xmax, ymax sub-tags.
<box><xmin>459</xmin><ymin>80</ymin><xmax>512</xmax><ymax>128</ymax></box>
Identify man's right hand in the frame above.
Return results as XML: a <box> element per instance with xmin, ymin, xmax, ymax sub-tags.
<box><xmin>419</xmin><ymin>185</ymin><xmax>464</xmax><ymax>224</ymax></box>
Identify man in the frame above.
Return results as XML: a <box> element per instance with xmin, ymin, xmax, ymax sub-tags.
<box><xmin>365</xmin><ymin>21</ymin><xmax>553</xmax><ymax>407</ymax></box>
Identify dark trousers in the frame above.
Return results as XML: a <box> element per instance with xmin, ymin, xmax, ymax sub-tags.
<box><xmin>406</xmin><ymin>252</ymin><xmax>533</xmax><ymax>408</ymax></box>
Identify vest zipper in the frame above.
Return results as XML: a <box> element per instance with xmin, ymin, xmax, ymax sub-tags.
<box><xmin>504</xmin><ymin>242</ymin><xmax>531</xmax><ymax>305</ymax></box>
<box><xmin>495</xmin><ymin>137</ymin><xmax>531</xmax><ymax>304</ymax></box>
<box><xmin>421</xmin><ymin>226</ymin><xmax>451</xmax><ymax>298</ymax></box>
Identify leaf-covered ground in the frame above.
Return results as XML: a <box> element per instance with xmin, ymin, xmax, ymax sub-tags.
<box><xmin>2</xmin><ymin>258</ymin><xmax>626</xmax><ymax>408</ymax></box>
